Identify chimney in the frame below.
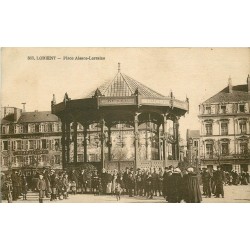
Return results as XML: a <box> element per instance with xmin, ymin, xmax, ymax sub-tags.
<box><xmin>14</xmin><ymin>108</ymin><xmax>22</xmax><ymax>122</ymax></box>
<box><xmin>228</xmin><ymin>76</ymin><xmax>232</xmax><ymax>93</ymax></box>
<box><xmin>247</xmin><ymin>74</ymin><xmax>250</xmax><ymax>93</ymax></box>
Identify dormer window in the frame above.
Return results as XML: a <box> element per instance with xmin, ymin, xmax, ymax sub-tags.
<box><xmin>205</xmin><ymin>106</ymin><xmax>211</xmax><ymax>114</ymax></box>
<box><xmin>221</xmin><ymin>105</ymin><xmax>226</xmax><ymax>114</ymax></box>
<box><xmin>239</xmin><ymin>104</ymin><xmax>245</xmax><ymax>113</ymax></box>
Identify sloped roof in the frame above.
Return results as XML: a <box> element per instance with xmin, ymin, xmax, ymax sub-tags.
<box><xmin>84</xmin><ymin>71</ymin><xmax>165</xmax><ymax>98</ymax></box>
<box><xmin>203</xmin><ymin>84</ymin><xmax>250</xmax><ymax>104</ymax></box>
<box><xmin>18</xmin><ymin>111</ymin><xmax>60</xmax><ymax>123</ymax></box>
<box><xmin>1</xmin><ymin>111</ymin><xmax>60</xmax><ymax>124</ymax></box>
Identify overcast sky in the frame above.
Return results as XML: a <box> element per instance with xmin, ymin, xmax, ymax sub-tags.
<box><xmin>1</xmin><ymin>48</ymin><xmax>250</xmax><ymax>139</ymax></box>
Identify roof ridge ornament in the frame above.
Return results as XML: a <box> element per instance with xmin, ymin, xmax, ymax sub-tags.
<box><xmin>63</xmin><ymin>92</ymin><xmax>71</xmax><ymax>105</ymax></box>
<box><xmin>93</xmin><ymin>88</ymin><xmax>103</xmax><ymax>97</ymax></box>
<box><xmin>134</xmin><ymin>87</ymin><xmax>141</xmax><ymax>96</ymax></box>
<box><xmin>118</xmin><ymin>62</ymin><xmax>121</xmax><ymax>73</ymax></box>
<box><xmin>228</xmin><ymin>76</ymin><xmax>233</xmax><ymax>93</ymax></box>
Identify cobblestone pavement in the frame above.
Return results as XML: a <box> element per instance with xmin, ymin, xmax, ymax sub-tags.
<box><xmin>2</xmin><ymin>184</ymin><xmax>250</xmax><ymax>203</ymax></box>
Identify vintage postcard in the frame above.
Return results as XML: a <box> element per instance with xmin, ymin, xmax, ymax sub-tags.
<box><xmin>1</xmin><ymin>47</ymin><xmax>250</xmax><ymax>203</ymax></box>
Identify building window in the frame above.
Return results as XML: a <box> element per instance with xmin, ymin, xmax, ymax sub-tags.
<box><xmin>40</xmin><ymin>124</ymin><xmax>45</xmax><ymax>132</ymax></box>
<box><xmin>77</xmin><ymin>154</ymin><xmax>83</xmax><ymax>162</ymax></box>
<box><xmin>205</xmin><ymin>106</ymin><xmax>211</xmax><ymax>114</ymax></box>
<box><xmin>221</xmin><ymin>105</ymin><xmax>226</xmax><ymax>114</ymax></box>
<box><xmin>28</xmin><ymin>124</ymin><xmax>35</xmax><ymax>133</ymax></box>
<box><xmin>206</xmin><ymin>144</ymin><xmax>213</xmax><ymax>158</ymax></box>
<box><xmin>41</xmin><ymin>139</ymin><xmax>47</xmax><ymax>149</ymax></box>
<box><xmin>239</xmin><ymin>143</ymin><xmax>248</xmax><ymax>154</ymax></box>
<box><xmin>14</xmin><ymin>125</ymin><xmax>19</xmax><ymax>134</ymax></box>
<box><xmin>194</xmin><ymin>140</ymin><xmax>198</xmax><ymax>147</ymax></box>
<box><xmin>54</xmin><ymin>139</ymin><xmax>60</xmax><ymax>150</ymax></box>
<box><xmin>2</xmin><ymin>126</ymin><xmax>8</xmax><ymax>134</ymax></box>
<box><xmin>55</xmin><ymin>155</ymin><xmax>61</xmax><ymax>164</ymax></box>
<box><xmin>16</xmin><ymin>156</ymin><xmax>23</xmax><ymax>164</ymax></box>
<box><xmin>3</xmin><ymin>157</ymin><xmax>8</xmax><ymax>166</ymax></box>
<box><xmin>221</xmin><ymin>123</ymin><xmax>228</xmax><ymax>135</ymax></box>
<box><xmin>35</xmin><ymin>124</ymin><xmax>40</xmax><ymax>133</ymax></box>
<box><xmin>29</xmin><ymin>140</ymin><xmax>36</xmax><ymax>150</ymax></box>
<box><xmin>19</xmin><ymin>125</ymin><xmax>23</xmax><ymax>133</ymax></box>
<box><xmin>239</xmin><ymin>104</ymin><xmax>245</xmax><ymax>113</ymax></box>
<box><xmin>221</xmin><ymin>143</ymin><xmax>229</xmax><ymax>155</ymax></box>
<box><xmin>23</xmin><ymin>124</ymin><xmax>28</xmax><ymax>133</ymax></box>
<box><xmin>48</xmin><ymin>123</ymin><xmax>53</xmax><ymax>132</ymax></box>
<box><xmin>16</xmin><ymin>140</ymin><xmax>22</xmax><ymax>150</ymax></box>
<box><xmin>205</xmin><ymin>123</ymin><xmax>212</xmax><ymax>136</ymax></box>
<box><xmin>29</xmin><ymin>156</ymin><xmax>34</xmax><ymax>165</ymax></box>
<box><xmin>239</xmin><ymin>121</ymin><xmax>246</xmax><ymax>134</ymax></box>
<box><xmin>3</xmin><ymin>141</ymin><xmax>8</xmax><ymax>150</ymax></box>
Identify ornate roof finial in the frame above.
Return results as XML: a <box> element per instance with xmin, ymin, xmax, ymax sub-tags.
<box><xmin>118</xmin><ymin>62</ymin><xmax>120</xmax><ymax>73</ymax></box>
<box><xmin>93</xmin><ymin>88</ymin><xmax>103</xmax><ymax>97</ymax></box>
<box><xmin>228</xmin><ymin>76</ymin><xmax>232</xmax><ymax>93</ymax></box>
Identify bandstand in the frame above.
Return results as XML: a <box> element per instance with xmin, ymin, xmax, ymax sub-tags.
<box><xmin>51</xmin><ymin>64</ymin><xmax>189</xmax><ymax>172</ymax></box>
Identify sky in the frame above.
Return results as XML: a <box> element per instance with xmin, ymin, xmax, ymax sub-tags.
<box><xmin>1</xmin><ymin>47</ymin><xmax>250</xmax><ymax>139</ymax></box>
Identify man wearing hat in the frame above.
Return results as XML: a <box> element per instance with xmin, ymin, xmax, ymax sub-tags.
<box><xmin>37</xmin><ymin>173</ymin><xmax>47</xmax><ymax>203</ymax></box>
<box><xmin>50</xmin><ymin>169</ymin><xmax>57</xmax><ymax>201</ymax></box>
<box><xmin>123</xmin><ymin>167</ymin><xmax>130</xmax><ymax>195</ymax></box>
<box><xmin>214</xmin><ymin>166</ymin><xmax>225</xmax><ymax>198</ymax></box>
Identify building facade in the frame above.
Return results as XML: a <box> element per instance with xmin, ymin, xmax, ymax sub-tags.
<box><xmin>1</xmin><ymin>108</ymin><xmax>63</xmax><ymax>172</ymax></box>
<box><xmin>186</xmin><ymin>129</ymin><xmax>201</xmax><ymax>168</ymax></box>
<box><xmin>198</xmin><ymin>75</ymin><xmax>250</xmax><ymax>173</ymax></box>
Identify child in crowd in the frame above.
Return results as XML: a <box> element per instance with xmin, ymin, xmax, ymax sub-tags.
<box><xmin>71</xmin><ymin>181</ymin><xmax>77</xmax><ymax>195</ymax></box>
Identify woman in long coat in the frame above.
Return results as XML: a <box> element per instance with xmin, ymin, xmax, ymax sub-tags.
<box><xmin>182</xmin><ymin>167</ymin><xmax>202</xmax><ymax>203</ymax></box>
<box><xmin>166</xmin><ymin>168</ymin><xmax>183</xmax><ymax>203</ymax></box>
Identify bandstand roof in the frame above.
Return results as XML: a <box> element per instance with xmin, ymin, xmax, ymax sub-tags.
<box><xmin>52</xmin><ymin>64</ymin><xmax>189</xmax><ymax>123</ymax></box>
<box><xmin>85</xmin><ymin>70</ymin><xmax>165</xmax><ymax>98</ymax></box>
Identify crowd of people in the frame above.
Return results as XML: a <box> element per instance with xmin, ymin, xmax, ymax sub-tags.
<box><xmin>201</xmin><ymin>167</ymin><xmax>250</xmax><ymax>199</ymax></box>
<box><xmin>1</xmin><ymin>165</ymin><xmax>249</xmax><ymax>203</ymax></box>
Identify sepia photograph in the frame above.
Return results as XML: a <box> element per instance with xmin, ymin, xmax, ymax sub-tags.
<box><xmin>1</xmin><ymin>47</ymin><xmax>250</xmax><ymax>203</ymax></box>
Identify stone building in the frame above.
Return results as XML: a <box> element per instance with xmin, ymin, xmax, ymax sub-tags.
<box><xmin>0</xmin><ymin>107</ymin><xmax>62</xmax><ymax>172</ymax></box>
<box><xmin>198</xmin><ymin>75</ymin><xmax>250</xmax><ymax>173</ymax></box>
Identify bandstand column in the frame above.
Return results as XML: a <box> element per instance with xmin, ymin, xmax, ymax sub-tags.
<box><xmin>134</xmin><ymin>113</ymin><xmax>139</xmax><ymax>170</ymax></box>
<box><xmin>162</xmin><ymin>114</ymin><xmax>168</xmax><ymax>167</ymax></box>
<box><xmin>100</xmin><ymin>118</ymin><xmax>105</xmax><ymax>169</ymax></box>
<box><xmin>73</xmin><ymin>121</ymin><xmax>77</xmax><ymax>166</ymax></box>
<box><xmin>66</xmin><ymin>121</ymin><xmax>70</xmax><ymax>163</ymax></box>
<box><xmin>107</xmin><ymin>126</ymin><xmax>112</xmax><ymax>161</ymax></box>
<box><xmin>83</xmin><ymin>125</ymin><xmax>88</xmax><ymax>163</ymax></box>
<box><xmin>61</xmin><ymin>119</ymin><xmax>66</xmax><ymax>169</ymax></box>
<box><xmin>175</xmin><ymin>118</ymin><xmax>180</xmax><ymax>160</ymax></box>
<box><xmin>157</xmin><ymin>124</ymin><xmax>161</xmax><ymax>160</ymax></box>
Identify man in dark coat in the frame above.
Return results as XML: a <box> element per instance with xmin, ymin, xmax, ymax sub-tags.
<box><xmin>50</xmin><ymin>170</ymin><xmax>58</xmax><ymax>201</ymax></box>
<box><xmin>214</xmin><ymin>166</ymin><xmax>225</xmax><ymax>198</ymax></box>
<box><xmin>201</xmin><ymin>168</ymin><xmax>212</xmax><ymax>198</ymax></box>
<box><xmin>127</xmin><ymin>172</ymin><xmax>135</xmax><ymax>197</ymax></box>
<box><xmin>123</xmin><ymin>168</ymin><xmax>130</xmax><ymax>195</ymax></box>
<box><xmin>182</xmin><ymin>167</ymin><xmax>202</xmax><ymax>203</ymax></box>
<box><xmin>37</xmin><ymin>174</ymin><xmax>47</xmax><ymax>203</ymax></box>
<box><xmin>11</xmin><ymin>171</ymin><xmax>19</xmax><ymax>201</ymax></box>
<box><xmin>100</xmin><ymin>168</ymin><xmax>108</xmax><ymax>195</ymax></box>
<box><xmin>79</xmin><ymin>169</ymin><xmax>88</xmax><ymax>194</ymax></box>
<box><xmin>151</xmin><ymin>168</ymin><xmax>159</xmax><ymax>196</ymax></box>
<box><xmin>71</xmin><ymin>169</ymin><xmax>79</xmax><ymax>192</ymax></box>
<box><xmin>162</xmin><ymin>167</ymin><xmax>169</xmax><ymax>198</ymax></box>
